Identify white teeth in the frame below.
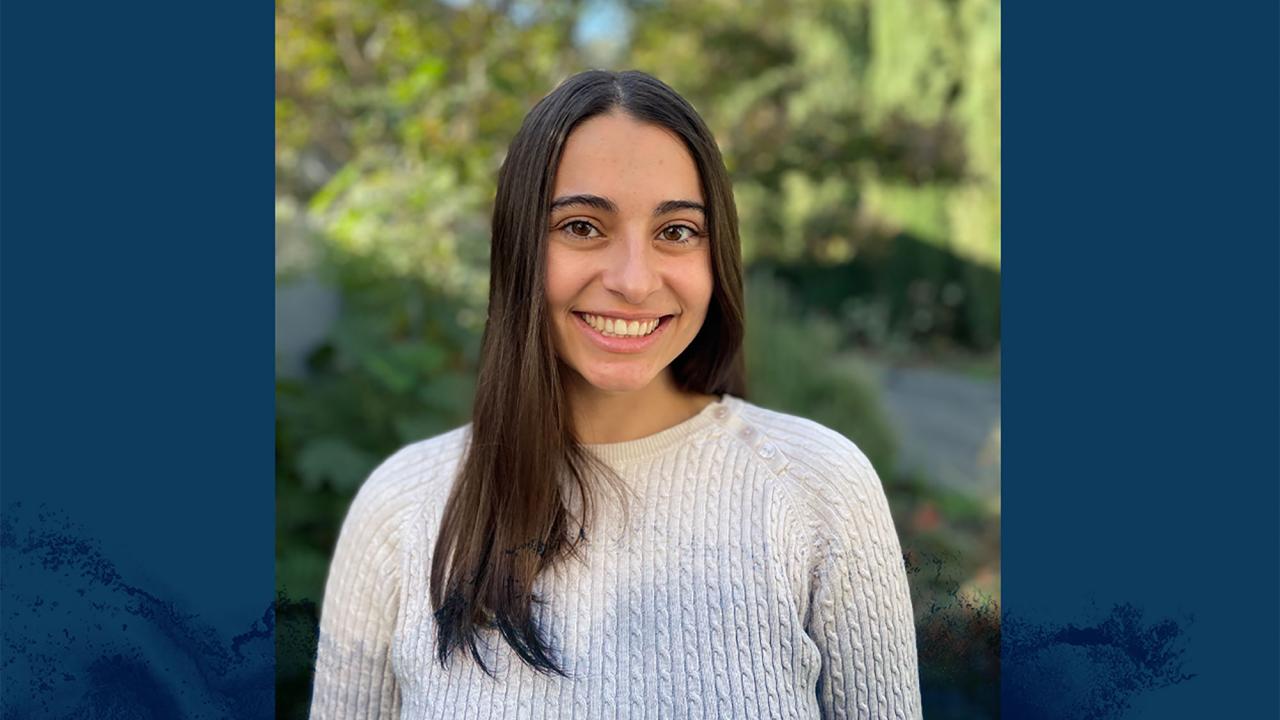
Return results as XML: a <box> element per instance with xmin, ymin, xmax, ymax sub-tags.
<box><xmin>580</xmin><ymin>313</ymin><xmax>662</xmax><ymax>338</ymax></box>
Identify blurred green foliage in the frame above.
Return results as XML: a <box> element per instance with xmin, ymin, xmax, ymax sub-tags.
<box><xmin>629</xmin><ymin>0</ymin><xmax>1000</xmax><ymax>266</ymax></box>
<box><xmin>277</xmin><ymin>1</ymin><xmax>999</xmax><ymax>717</ymax></box>
<box><xmin>745</xmin><ymin>271</ymin><xmax>897</xmax><ymax>471</ymax></box>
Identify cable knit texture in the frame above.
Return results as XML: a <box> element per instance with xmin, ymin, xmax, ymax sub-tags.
<box><xmin>310</xmin><ymin>395</ymin><xmax>922</xmax><ymax>719</ymax></box>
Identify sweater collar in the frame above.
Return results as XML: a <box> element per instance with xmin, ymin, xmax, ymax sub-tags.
<box><xmin>581</xmin><ymin>393</ymin><xmax>742</xmax><ymax>465</ymax></box>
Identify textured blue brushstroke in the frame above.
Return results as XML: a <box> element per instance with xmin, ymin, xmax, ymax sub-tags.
<box><xmin>1</xmin><ymin>503</ymin><xmax>273</xmax><ymax>719</ymax></box>
<box><xmin>1003</xmin><ymin>603</ymin><xmax>1195</xmax><ymax>719</ymax></box>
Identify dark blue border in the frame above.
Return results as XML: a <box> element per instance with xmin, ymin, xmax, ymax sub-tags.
<box><xmin>1</xmin><ymin>4</ymin><xmax>274</xmax><ymax>717</ymax></box>
<box><xmin>1004</xmin><ymin>3</ymin><xmax>1279</xmax><ymax>717</ymax></box>
<box><xmin>4</xmin><ymin>1</ymin><xmax>1277</xmax><ymax>717</ymax></box>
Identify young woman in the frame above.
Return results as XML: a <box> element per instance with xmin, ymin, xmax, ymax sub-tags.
<box><xmin>310</xmin><ymin>70</ymin><xmax>922</xmax><ymax>719</ymax></box>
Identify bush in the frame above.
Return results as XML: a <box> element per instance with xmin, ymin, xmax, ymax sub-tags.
<box><xmin>744</xmin><ymin>270</ymin><xmax>898</xmax><ymax>474</ymax></box>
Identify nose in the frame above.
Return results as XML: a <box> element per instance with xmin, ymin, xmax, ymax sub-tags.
<box><xmin>600</xmin><ymin>230</ymin><xmax>662</xmax><ymax>304</ymax></box>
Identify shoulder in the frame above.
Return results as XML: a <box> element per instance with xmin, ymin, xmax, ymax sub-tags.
<box><xmin>729</xmin><ymin>398</ymin><xmax>893</xmax><ymax>554</ymax></box>
<box><xmin>731</xmin><ymin>398</ymin><xmax>879</xmax><ymax>481</ymax></box>
<box><xmin>336</xmin><ymin>424</ymin><xmax>472</xmax><ymax>548</ymax></box>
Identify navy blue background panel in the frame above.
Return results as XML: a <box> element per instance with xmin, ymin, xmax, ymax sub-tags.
<box><xmin>1003</xmin><ymin>3</ymin><xmax>1279</xmax><ymax>718</ymax></box>
<box><xmin>1</xmin><ymin>3</ymin><xmax>274</xmax><ymax>718</ymax></box>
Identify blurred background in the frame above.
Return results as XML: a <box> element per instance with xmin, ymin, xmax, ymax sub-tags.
<box><xmin>276</xmin><ymin>0</ymin><xmax>1000</xmax><ymax>717</ymax></box>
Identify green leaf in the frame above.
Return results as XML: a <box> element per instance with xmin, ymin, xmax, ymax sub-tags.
<box><xmin>392</xmin><ymin>413</ymin><xmax>454</xmax><ymax>445</ymax></box>
<box><xmin>295</xmin><ymin>436</ymin><xmax>378</xmax><ymax>493</ymax></box>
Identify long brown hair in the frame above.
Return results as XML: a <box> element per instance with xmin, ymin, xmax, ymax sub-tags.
<box><xmin>430</xmin><ymin>70</ymin><xmax>746</xmax><ymax>678</ymax></box>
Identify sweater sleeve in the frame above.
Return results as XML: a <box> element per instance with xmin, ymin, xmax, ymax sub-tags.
<box><xmin>309</xmin><ymin>454</ymin><xmax>414</xmax><ymax>720</ymax></box>
<box><xmin>804</xmin><ymin>441</ymin><xmax>923</xmax><ymax>720</ymax></box>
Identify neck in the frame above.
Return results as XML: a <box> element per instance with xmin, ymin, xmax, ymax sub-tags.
<box><xmin>565</xmin><ymin>370</ymin><xmax>717</xmax><ymax>444</ymax></box>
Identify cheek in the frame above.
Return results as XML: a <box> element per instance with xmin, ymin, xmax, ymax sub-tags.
<box><xmin>544</xmin><ymin>246</ymin><xmax>577</xmax><ymax>311</ymax></box>
<box><xmin>683</xmin><ymin>255</ymin><xmax>715</xmax><ymax>320</ymax></box>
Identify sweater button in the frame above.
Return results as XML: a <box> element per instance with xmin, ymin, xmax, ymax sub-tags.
<box><xmin>714</xmin><ymin>406</ymin><xmax>728</xmax><ymax>419</ymax></box>
<box><xmin>758</xmin><ymin>443</ymin><xmax>776</xmax><ymax>459</ymax></box>
<box><xmin>739</xmin><ymin>426</ymin><xmax>754</xmax><ymax>438</ymax></box>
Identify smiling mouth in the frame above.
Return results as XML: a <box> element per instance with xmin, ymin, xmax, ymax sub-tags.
<box><xmin>574</xmin><ymin>312</ymin><xmax>673</xmax><ymax>338</ymax></box>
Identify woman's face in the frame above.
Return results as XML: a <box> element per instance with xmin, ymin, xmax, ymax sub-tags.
<box><xmin>545</xmin><ymin>111</ymin><xmax>713</xmax><ymax>396</ymax></box>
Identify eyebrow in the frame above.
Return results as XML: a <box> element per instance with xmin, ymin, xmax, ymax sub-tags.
<box><xmin>549</xmin><ymin>194</ymin><xmax>705</xmax><ymax>217</ymax></box>
<box><xmin>653</xmin><ymin>199</ymin><xmax>706</xmax><ymax>217</ymax></box>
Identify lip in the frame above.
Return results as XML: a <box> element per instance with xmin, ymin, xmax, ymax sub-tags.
<box><xmin>572</xmin><ymin>311</ymin><xmax>673</xmax><ymax>354</ymax></box>
<box><xmin>576</xmin><ymin>309</ymin><xmax>667</xmax><ymax>322</ymax></box>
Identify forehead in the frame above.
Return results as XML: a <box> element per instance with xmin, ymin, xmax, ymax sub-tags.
<box><xmin>551</xmin><ymin>112</ymin><xmax>704</xmax><ymax>208</ymax></box>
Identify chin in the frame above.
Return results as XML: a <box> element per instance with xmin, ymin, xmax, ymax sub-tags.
<box><xmin>576</xmin><ymin>366</ymin><xmax>659</xmax><ymax>394</ymax></box>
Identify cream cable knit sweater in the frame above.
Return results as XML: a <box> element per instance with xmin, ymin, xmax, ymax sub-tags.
<box><xmin>309</xmin><ymin>394</ymin><xmax>922</xmax><ymax>719</ymax></box>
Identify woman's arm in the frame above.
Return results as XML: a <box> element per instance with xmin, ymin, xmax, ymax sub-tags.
<box><xmin>804</xmin><ymin>442</ymin><xmax>923</xmax><ymax>719</ymax></box>
<box><xmin>309</xmin><ymin>458</ymin><xmax>411</xmax><ymax>720</ymax></box>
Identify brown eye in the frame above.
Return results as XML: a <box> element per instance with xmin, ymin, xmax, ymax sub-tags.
<box><xmin>560</xmin><ymin>220</ymin><xmax>601</xmax><ymax>239</ymax></box>
<box><xmin>660</xmin><ymin>225</ymin><xmax>698</xmax><ymax>244</ymax></box>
